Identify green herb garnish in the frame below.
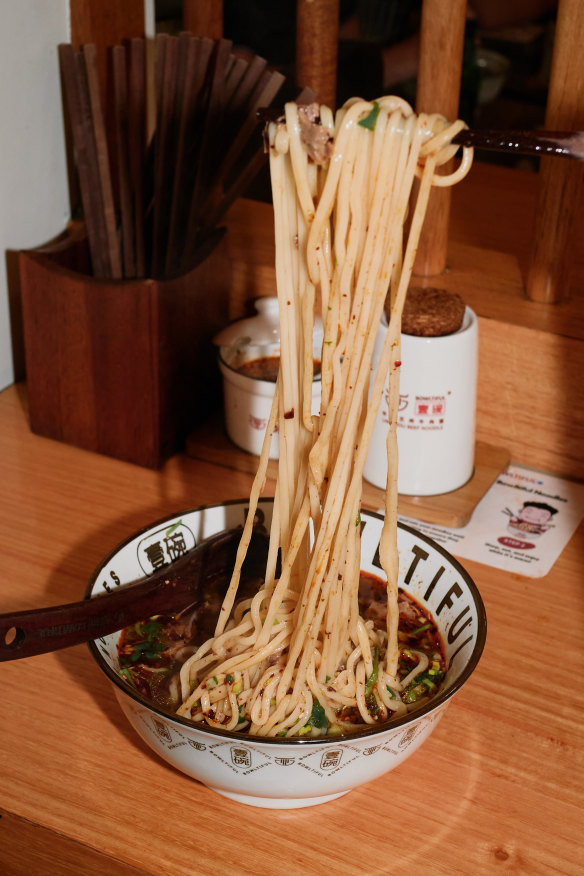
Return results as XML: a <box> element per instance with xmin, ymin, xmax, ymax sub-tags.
<box><xmin>411</xmin><ymin>622</ymin><xmax>432</xmax><ymax>636</ymax></box>
<box><xmin>365</xmin><ymin>647</ymin><xmax>379</xmax><ymax>696</ymax></box>
<box><xmin>309</xmin><ymin>698</ymin><xmax>329</xmax><ymax>730</ymax></box>
<box><xmin>358</xmin><ymin>102</ymin><xmax>380</xmax><ymax>131</ymax></box>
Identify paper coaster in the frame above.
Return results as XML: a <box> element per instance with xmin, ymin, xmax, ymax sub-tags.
<box><xmin>398</xmin><ymin>463</ymin><xmax>584</xmax><ymax>578</ymax></box>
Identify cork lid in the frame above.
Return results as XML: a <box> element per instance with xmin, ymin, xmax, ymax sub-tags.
<box><xmin>400</xmin><ymin>287</ymin><xmax>466</xmax><ymax>337</ymax></box>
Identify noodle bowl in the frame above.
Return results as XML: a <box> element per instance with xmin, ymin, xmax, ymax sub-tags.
<box><xmin>86</xmin><ymin>500</ymin><xmax>485</xmax><ymax>808</ymax></box>
<box><xmin>86</xmin><ymin>95</ymin><xmax>484</xmax><ymax>806</ymax></box>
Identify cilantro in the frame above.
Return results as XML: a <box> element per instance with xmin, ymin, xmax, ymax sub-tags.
<box><xmin>226</xmin><ymin>674</ymin><xmax>234</xmax><ymax>684</ymax></box>
<box><xmin>129</xmin><ymin>640</ymin><xmax>165</xmax><ymax>663</ymax></box>
<box><xmin>165</xmin><ymin>519</ymin><xmax>183</xmax><ymax>536</ymax></box>
<box><xmin>358</xmin><ymin>102</ymin><xmax>380</xmax><ymax>131</ymax></box>
<box><xmin>309</xmin><ymin>699</ymin><xmax>329</xmax><ymax>730</ymax></box>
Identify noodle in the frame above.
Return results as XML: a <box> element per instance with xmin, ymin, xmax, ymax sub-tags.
<box><xmin>177</xmin><ymin>96</ymin><xmax>473</xmax><ymax>736</ymax></box>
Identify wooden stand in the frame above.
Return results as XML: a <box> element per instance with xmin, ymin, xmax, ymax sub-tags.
<box><xmin>20</xmin><ymin>229</ymin><xmax>230</xmax><ymax>468</ymax></box>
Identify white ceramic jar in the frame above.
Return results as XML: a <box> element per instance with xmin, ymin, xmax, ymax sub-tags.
<box><xmin>364</xmin><ymin>307</ymin><xmax>478</xmax><ymax>496</ymax></box>
<box><xmin>215</xmin><ymin>298</ymin><xmax>322</xmax><ymax>459</ymax></box>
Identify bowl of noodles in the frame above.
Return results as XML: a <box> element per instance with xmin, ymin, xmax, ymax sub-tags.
<box><xmin>87</xmin><ymin>94</ymin><xmax>483</xmax><ymax>807</ymax></box>
<box><xmin>86</xmin><ymin>498</ymin><xmax>485</xmax><ymax>809</ymax></box>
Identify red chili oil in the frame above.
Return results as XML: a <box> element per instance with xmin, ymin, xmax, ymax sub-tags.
<box><xmin>237</xmin><ymin>356</ymin><xmax>321</xmax><ymax>382</ymax></box>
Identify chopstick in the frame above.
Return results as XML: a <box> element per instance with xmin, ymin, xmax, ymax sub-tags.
<box><xmin>82</xmin><ymin>44</ymin><xmax>122</xmax><ymax>279</ymax></box>
<box><xmin>205</xmin><ymin>85</ymin><xmax>317</xmax><ymax>231</ymax></box>
<box><xmin>152</xmin><ymin>34</ymin><xmax>179</xmax><ymax>277</ymax></box>
<box><xmin>59</xmin><ymin>37</ymin><xmax>285</xmax><ymax>280</ymax></box>
<box><xmin>165</xmin><ymin>36</ymin><xmax>213</xmax><ymax>275</ymax></box>
<box><xmin>59</xmin><ymin>43</ymin><xmax>110</xmax><ymax>278</ymax></box>
<box><xmin>111</xmin><ymin>44</ymin><xmax>135</xmax><ymax>278</ymax></box>
<box><xmin>127</xmin><ymin>37</ymin><xmax>147</xmax><ymax>278</ymax></box>
<box><xmin>451</xmin><ymin>128</ymin><xmax>584</xmax><ymax>161</ymax></box>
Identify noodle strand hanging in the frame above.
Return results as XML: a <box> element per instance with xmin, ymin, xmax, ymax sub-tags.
<box><xmin>177</xmin><ymin>96</ymin><xmax>473</xmax><ymax>736</ymax></box>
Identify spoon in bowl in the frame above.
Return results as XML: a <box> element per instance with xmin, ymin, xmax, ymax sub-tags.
<box><xmin>0</xmin><ymin>527</ymin><xmax>269</xmax><ymax>662</ymax></box>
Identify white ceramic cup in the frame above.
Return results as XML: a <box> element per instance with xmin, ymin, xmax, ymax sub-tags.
<box><xmin>216</xmin><ymin>299</ymin><xmax>322</xmax><ymax>459</ymax></box>
<box><xmin>364</xmin><ymin>307</ymin><xmax>478</xmax><ymax>496</ymax></box>
<box><xmin>218</xmin><ymin>346</ymin><xmax>322</xmax><ymax>459</ymax></box>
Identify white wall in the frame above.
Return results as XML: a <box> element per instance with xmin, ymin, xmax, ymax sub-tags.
<box><xmin>0</xmin><ymin>1</ymin><xmax>71</xmax><ymax>391</ymax></box>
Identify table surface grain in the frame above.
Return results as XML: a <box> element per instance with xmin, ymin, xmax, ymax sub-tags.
<box><xmin>1</xmin><ymin>383</ymin><xmax>582</xmax><ymax>876</ymax></box>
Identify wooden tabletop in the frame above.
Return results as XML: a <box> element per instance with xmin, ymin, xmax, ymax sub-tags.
<box><xmin>1</xmin><ymin>382</ymin><xmax>582</xmax><ymax>876</ymax></box>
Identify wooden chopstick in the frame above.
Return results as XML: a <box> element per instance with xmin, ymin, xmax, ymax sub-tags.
<box><xmin>152</xmin><ymin>34</ymin><xmax>180</xmax><ymax>276</ymax></box>
<box><xmin>182</xmin><ymin>38</ymin><xmax>233</xmax><ymax>262</ymax></box>
<box><xmin>127</xmin><ymin>37</ymin><xmax>146</xmax><ymax>278</ymax></box>
<box><xmin>59</xmin><ymin>37</ymin><xmax>293</xmax><ymax>279</ymax></box>
<box><xmin>204</xmin><ymin>85</ymin><xmax>315</xmax><ymax>232</ymax></box>
<box><xmin>452</xmin><ymin>128</ymin><xmax>584</xmax><ymax>161</ymax></box>
<box><xmin>82</xmin><ymin>44</ymin><xmax>122</xmax><ymax>280</ymax></box>
<box><xmin>211</xmin><ymin>66</ymin><xmax>285</xmax><ymax>194</ymax></box>
<box><xmin>59</xmin><ymin>44</ymin><xmax>110</xmax><ymax>278</ymax></box>
<box><xmin>165</xmin><ymin>35</ymin><xmax>202</xmax><ymax>275</ymax></box>
<box><xmin>111</xmin><ymin>44</ymin><xmax>135</xmax><ymax>279</ymax></box>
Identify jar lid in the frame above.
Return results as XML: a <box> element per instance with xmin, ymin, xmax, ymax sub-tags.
<box><xmin>399</xmin><ymin>287</ymin><xmax>466</xmax><ymax>337</ymax></box>
<box><xmin>214</xmin><ymin>297</ymin><xmax>323</xmax><ymax>351</ymax></box>
<box><xmin>213</xmin><ymin>298</ymin><xmax>280</xmax><ymax>347</ymax></box>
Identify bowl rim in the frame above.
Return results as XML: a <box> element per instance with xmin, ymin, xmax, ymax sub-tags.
<box><xmin>85</xmin><ymin>499</ymin><xmax>487</xmax><ymax>746</ymax></box>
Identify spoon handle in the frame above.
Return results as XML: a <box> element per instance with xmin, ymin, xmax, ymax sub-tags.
<box><xmin>0</xmin><ymin>528</ymin><xmax>249</xmax><ymax>661</ymax></box>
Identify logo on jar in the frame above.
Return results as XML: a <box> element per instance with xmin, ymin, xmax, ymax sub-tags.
<box><xmin>415</xmin><ymin>395</ymin><xmax>446</xmax><ymax>419</ymax></box>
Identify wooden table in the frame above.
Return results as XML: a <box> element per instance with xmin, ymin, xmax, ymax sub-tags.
<box><xmin>1</xmin><ymin>383</ymin><xmax>582</xmax><ymax>876</ymax></box>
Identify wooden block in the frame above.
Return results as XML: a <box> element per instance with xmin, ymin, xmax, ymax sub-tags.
<box><xmin>20</xmin><ymin>232</ymin><xmax>230</xmax><ymax>468</ymax></box>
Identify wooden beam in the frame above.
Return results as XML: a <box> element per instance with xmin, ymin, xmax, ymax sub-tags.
<box><xmin>70</xmin><ymin>0</ymin><xmax>145</xmax><ymax>100</ymax></box>
<box><xmin>296</xmin><ymin>0</ymin><xmax>339</xmax><ymax>108</ymax></box>
<box><xmin>182</xmin><ymin>0</ymin><xmax>224</xmax><ymax>39</ymax></box>
<box><xmin>525</xmin><ymin>0</ymin><xmax>584</xmax><ymax>303</ymax></box>
<box><xmin>414</xmin><ymin>0</ymin><xmax>467</xmax><ymax>278</ymax></box>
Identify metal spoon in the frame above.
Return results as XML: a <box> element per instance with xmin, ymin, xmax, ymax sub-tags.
<box><xmin>0</xmin><ymin>527</ymin><xmax>269</xmax><ymax>662</ymax></box>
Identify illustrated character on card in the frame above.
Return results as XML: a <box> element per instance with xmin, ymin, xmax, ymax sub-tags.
<box><xmin>503</xmin><ymin>501</ymin><xmax>558</xmax><ymax>538</ymax></box>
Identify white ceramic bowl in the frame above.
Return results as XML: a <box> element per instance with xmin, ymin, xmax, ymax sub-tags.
<box><xmin>86</xmin><ymin>500</ymin><xmax>486</xmax><ymax>809</ymax></box>
<box><xmin>218</xmin><ymin>347</ymin><xmax>322</xmax><ymax>459</ymax></box>
<box><xmin>215</xmin><ymin>298</ymin><xmax>323</xmax><ymax>459</ymax></box>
